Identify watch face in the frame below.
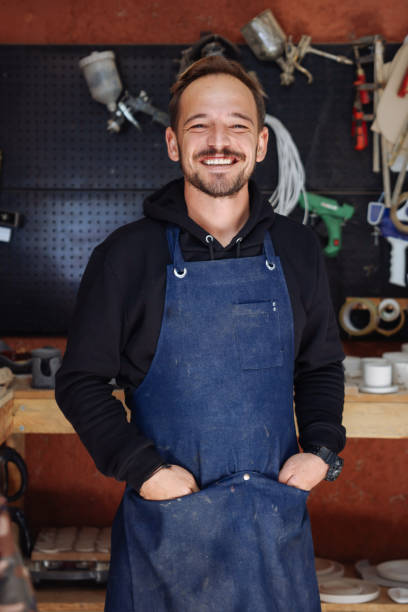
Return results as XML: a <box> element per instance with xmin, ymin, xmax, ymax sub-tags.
<box><xmin>325</xmin><ymin>458</ymin><xmax>344</xmax><ymax>481</ymax></box>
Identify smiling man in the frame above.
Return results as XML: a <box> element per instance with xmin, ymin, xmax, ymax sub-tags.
<box><xmin>56</xmin><ymin>56</ymin><xmax>345</xmax><ymax>612</ymax></box>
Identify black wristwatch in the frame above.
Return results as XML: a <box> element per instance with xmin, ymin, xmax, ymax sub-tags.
<box><xmin>308</xmin><ymin>446</ymin><xmax>344</xmax><ymax>481</ymax></box>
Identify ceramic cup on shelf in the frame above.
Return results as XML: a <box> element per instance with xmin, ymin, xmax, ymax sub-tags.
<box><xmin>392</xmin><ymin>362</ymin><xmax>408</xmax><ymax>388</ymax></box>
<box><xmin>343</xmin><ymin>356</ymin><xmax>361</xmax><ymax>378</ymax></box>
<box><xmin>362</xmin><ymin>359</ymin><xmax>392</xmax><ymax>388</ymax></box>
<box><xmin>382</xmin><ymin>352</ymin><xmax>408</xmax><ymax>384</ymax></box>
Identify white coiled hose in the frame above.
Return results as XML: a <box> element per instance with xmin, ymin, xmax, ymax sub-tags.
<box><xmin>264</xmin><ymin>114</ymin><xmax>308</xmax><ymax>223</ymax></box>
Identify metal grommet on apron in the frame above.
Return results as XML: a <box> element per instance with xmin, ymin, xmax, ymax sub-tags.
<box><xmin>105</xmin><ymin>225</ymin><xmax>321</xmax><ymax>612</ymax></box>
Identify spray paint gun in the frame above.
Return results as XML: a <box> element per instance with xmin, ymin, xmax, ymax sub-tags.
<box><xmin>79</xmin><ymin>51</ymin><xmax>169</xmax><ymax>132</ymax></box>
<box><xmin>241</xmin><ymin>9</ymin><xmax>353</xmax><ymax>86</ymax></box>
<box><xmin>298</xmin><ymin>192</ymin><xmax>355</xmax><ymax>257</ymax></box>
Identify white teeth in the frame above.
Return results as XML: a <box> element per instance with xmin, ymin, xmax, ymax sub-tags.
<box><xmin>203</xmin><ymin>158</ymin><xmax>233</xmax><ymax>165</ymax></box>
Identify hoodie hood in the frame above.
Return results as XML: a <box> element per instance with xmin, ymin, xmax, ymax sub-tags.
<box><xmin>143</xmin><ymin>178</ymin><xmax>276</xmax><ymax>260</ymax></box>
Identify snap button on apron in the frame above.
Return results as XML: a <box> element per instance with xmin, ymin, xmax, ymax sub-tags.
<box><xmin>243</xmin><ymin>473</ymin><xmax>251</xmax><ymax>481</ymax></box>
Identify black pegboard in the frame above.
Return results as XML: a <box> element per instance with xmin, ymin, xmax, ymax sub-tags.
<box><xmin>0</xmin><ymin>44</ymin><xmax>404</xmax><ymax>334</ymax></box>
<box><xmin>0</xmin><ymin>44</ymin><xmax>398</xmax><ymax>192</ymax></box>
<box><xmin>0</xmin><ymin>190</ymin><xmax>146</xmax><ymax>333</ymax></box>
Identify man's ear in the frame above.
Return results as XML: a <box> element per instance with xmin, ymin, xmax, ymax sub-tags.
<box><xmin>166</xmin><ymin>127</ymin><xmax>180</xmax><ymax>162</ymax></box>
<box><xmin>256</xmin><ymin>126</ymin><xmax>269</xmax><ymax>162</ymax></box>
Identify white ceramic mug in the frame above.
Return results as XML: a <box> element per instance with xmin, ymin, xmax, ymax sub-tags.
<box><xmin>363</xmin><ymin>359</ymin><xmax>392</xmax><ymax>388</ymax></box>
<box><xmin>343</xmin><ymin>356</ymin><xmax>361</xmax><ymax>378</ymax></box>
<box><xmin>392</xmin><ymin>361</ymin><xmax>408</xmax><ymax>387</ymax></box>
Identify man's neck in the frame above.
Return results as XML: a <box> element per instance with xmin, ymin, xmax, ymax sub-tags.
<box><xmin>184</xmin><ymin>181</ymin><xmax>250</xmax><ymax>247</ymax></box>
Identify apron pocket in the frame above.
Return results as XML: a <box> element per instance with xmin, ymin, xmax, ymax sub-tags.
<box><xmin>232</xmin><ymin>301</ymin><xmax>283</xmax><ymax>369</ymax></box>
<box><xmin>121</xmin><ymin>473</ymin><xmax>317</xmax><ymax>612</ymax></box>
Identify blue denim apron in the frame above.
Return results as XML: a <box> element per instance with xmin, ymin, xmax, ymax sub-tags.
<box><xmin>105</xmin><ymin>225</ymin><xmax>320</xmax><ymax>612</ymax></box>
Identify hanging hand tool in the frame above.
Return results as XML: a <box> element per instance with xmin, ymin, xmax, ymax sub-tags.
<box><xmin>298</xmin><ymin>192</ymin><xmax>355</xmax><ymax>257</ymax></box>
<box><xmin>379</xmin><ymin>204</ymin><xmax>408</xmax><ymax>286</ymax></box>
<box><xmin>79</xmin><ymin>51</ymin><xmax>169</xmax><ymax>133</ymax></box>
<box><xmin>241</xmin><ymin>9</ymin><xmax>353</xmax><ymax>86</ymax></box>
<box><xmin>296</xmin><ymin>35</ymin><xmax>353</xmax><ymax>67</ymax></box>
<box><xmin>0</xmin><ymin>152</ymin><xmax>23</xmax><ymax>243</ymax></box>
<box><xmin>352</xmin><ymin>95</ymin><xmax>369</xmax><ymax>150</ymax></box>
<box><xmin>353</xmin><ymin>44</ymin><xmax>371</xmax><ymax>105</ymax></box>
<box><xmin>108</xmin><ymin>90</ymin><xmax>169</xmax><ymax>133</ymax></box>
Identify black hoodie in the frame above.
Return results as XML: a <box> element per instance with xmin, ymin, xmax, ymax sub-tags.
<box><xmin>55</xmin><ymin>179</ymin><xmax>345</xmax><ymax>491</ymax></box>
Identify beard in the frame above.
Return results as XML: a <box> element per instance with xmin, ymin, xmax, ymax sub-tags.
<box><xmin>180</xmin><ymin>147</ymin><xmax>256</xmax><ymax>198</ymax></box>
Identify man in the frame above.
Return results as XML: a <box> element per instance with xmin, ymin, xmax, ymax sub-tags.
<box><xmin>56</xmin><ymin>56</ymin><xmax>345</xmax><ymax>612</ymax></box>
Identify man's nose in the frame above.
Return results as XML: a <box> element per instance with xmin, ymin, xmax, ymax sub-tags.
<box><xmin>206</xmin><ymin>124</ymin><xmax>231</xmax><ymax>149</ymax></box>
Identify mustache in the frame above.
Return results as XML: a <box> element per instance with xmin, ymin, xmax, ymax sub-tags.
<box><xmin>194</xmin><ymin>148</ymin><xmax>245</xmax><ymax>161</ymax></box>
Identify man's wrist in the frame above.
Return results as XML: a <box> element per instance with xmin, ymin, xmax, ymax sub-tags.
<box><xmin>138</xmin><ymin>463</ymin><xmax>172</xmax><ymax>490</ymax></box>
<box><xmin>307</xmin><ymin>446</ymin><xmax>344</xmax><ymax>481</ymax></box>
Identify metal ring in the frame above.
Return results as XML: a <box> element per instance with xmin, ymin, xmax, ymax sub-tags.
<box><xmin>205</xmin><ymin>235</ymin><xmax>214</xmax><ymax>243</ymax></box>
<box><xmin>265</xmin><ymin>260</ymin><xmax>276</xmax><ymax>271</ymax></box>
<box><xmin>173</xmin><ymin>268</ymin><xmax>187</xmax><ymax>279</ymax></box>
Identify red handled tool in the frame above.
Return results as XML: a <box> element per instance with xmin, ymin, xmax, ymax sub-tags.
<box><xmin>352</xmin><ymin>96</ymin><xmax>368</xmax><ymax>150</ymax></box>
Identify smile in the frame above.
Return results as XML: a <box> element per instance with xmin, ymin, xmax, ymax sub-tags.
<box><xmin>201</xmin><ymin>156</ymin><xmax>239</xmax><ymax>166</ymax></box>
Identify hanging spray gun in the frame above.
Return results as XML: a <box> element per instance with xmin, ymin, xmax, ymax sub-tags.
<box><xmin>79</xmin><ymin>51</ymin><xmax>169</xmax><ymax>132</ymax></box>
<box><xmin>241</xmin><ymin>9</ymin><xmax>353</xmax><ymax>86</ymax></box>
<box><xmin>298</xmin><ymin>192</ymin><xmax>355</xmax><ymax>257</ymax></box>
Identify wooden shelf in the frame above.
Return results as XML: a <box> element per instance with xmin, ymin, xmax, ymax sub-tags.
<box><xmin>35</xmin><ymin>583</ymin><xmax>106</xmax><ymax>611</ymax></box>
<box><xmin>2</xmin><ymin>377</ymin><xmax>406</xmax><ymax>441</ymax></box>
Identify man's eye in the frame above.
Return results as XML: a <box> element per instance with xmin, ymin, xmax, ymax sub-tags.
<box><xmin>190</xmin><ymin>124</ymin><xmax>206</xmax><ymax>129</ymax></box>
<box><xmin>232</xmin><ymin>124</ymin><xmax>249</xmax><ymax>130</ymax></box>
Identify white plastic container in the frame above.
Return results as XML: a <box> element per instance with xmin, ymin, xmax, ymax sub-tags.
<box><xmin>79</xmin><ymin>51</ymin><xmax>122</xmax><ymax>111</ymax></box>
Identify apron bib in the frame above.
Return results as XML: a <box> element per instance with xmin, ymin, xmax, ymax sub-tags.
<box><xmin>105</xmin><ymin>226</ymin><xmax>320</xmax><ymax>612</ymax></box>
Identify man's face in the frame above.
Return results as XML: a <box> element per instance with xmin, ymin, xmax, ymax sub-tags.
<box><xmin>166</xmin><ymin>74</ymin><xmax>268</xmax><ymax>198</ymax></box>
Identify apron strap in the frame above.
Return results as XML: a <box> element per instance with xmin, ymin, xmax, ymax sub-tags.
<box><xmin>263</xmin><ymin>230</ymin><xmax>276</xmax><ymax>267</ymax></box>
<box><xmin>166</xmin><ymin>225</ymin><xmax>186</xmax><ymax>276</ymax></box>
<box><xmin>167</xmin><ymin>225</ymin><xmax>276</xmax><ymax>274</ymax></box>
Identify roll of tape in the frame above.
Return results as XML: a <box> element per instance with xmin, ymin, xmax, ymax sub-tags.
<box><xmin>376</xmin><ymin>308</ymin><xmax>405</xmax><ymax>336</ymax></box>
<box><xmin>339</xmin><ymin>298</ymin><xmax>378</xmax><ymax>336</ymax></box>
<box><xmin>378</xmin><ymin>298</ymin><xmax>401</xmax><ymax>322</ymax></box>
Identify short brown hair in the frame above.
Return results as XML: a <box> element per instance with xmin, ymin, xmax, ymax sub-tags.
<box><xmin>169</xmin><ymin>56</ymin><xmax>266</xmax><ymax>131</ymax></box>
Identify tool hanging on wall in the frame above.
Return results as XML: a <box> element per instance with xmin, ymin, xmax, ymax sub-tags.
<box><xmin>350</xmin><ymin>38</ymin><xmax>377</xmax><ymax>152</ymax></box>
<box><xmin>363</xmin><ymin>36</ymin><xmax>408</xmax><ymax>286</ymax></box>
<box><xmin>368</xmin><ymin>191</ymin><xmax>408</xmax><ymax>287</ymax></box>
<box><xmin>0</xmin><ymin>152</ymin><xmax>23</xmax><ymax>243</ymax></box>
<box><xmin>79</xmin><ymin>51</ymin><xmax>170</xmax><ymax>133</ymax></box>
<box><xmin>339</xmin><ymin>297</ymin><xmax>407</xmax><ymax>337</ymax></box>
<box><xmin>298</xmin><ymin>192</ymin><xmax>355</xmax><ymax>257</ymax></box>
<box><xmin>176</xmin><ymin>33</ymin><xmax>241</xmax><ymax>76</ymax></box>
<box><xmin>264</xmin><ymin>114</ymin><xmax>308</xmax><ymax>221</ymax></box>
<box><xmin>241</xmin><ymin>9</ymin><xmax>353</xmax><ymax>86</ymax></box>
<box><xmin>371</xmin><ymin>37</ymin><xmax>408</xmax><ymax>207</ymax></box>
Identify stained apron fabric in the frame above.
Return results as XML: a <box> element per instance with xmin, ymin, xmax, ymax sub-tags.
<box><xmin>105</xmin><ymin>225</ymin><xmax>321</xmax><ymax>612</ymax></box>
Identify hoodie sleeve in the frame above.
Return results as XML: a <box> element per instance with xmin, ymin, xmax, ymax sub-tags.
<box><xmin>55</xmin><ymin>246</ymin><xmax>165</xmax><ymax>491</ymax></box>
<box><xmin>293</xmin><ymin>231</ymin><xmax>346</xmax><ymax>454</ymax></box>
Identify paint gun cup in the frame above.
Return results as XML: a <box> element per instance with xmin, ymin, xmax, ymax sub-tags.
<box><xmin>241</xmin><ymin>9</ymin><xmax>287</xmax><ymax>62</ymax></box>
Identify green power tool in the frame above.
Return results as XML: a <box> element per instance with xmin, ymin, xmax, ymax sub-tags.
<box><xmin>298</xmin><ymin>192</ymin><xmax>355</xmax><ymax>257</ymax></box>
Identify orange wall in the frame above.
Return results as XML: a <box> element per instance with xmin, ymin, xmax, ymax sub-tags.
<box><xmin>2</xmin><ymin>0</ymin><xmax>408</xmax><ymax>565</ymax></box>
<box><xmin>0</xmin><ymin>0</ymin><xmax>406</xmax><ymax>45</ymax></box>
